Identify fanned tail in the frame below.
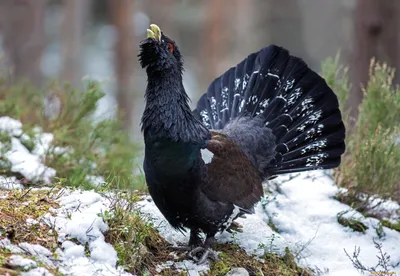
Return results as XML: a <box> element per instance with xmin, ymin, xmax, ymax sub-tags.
<box><xmin>193</xmin><ymin>45</ymin><xmax>345</xmax><ymax>176</ymax></box>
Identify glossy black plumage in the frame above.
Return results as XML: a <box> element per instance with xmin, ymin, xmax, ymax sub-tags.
<box><xmin>139</xmin><ymin>26</ymin><xmax>345</xmax><ymax>262</ymax></box>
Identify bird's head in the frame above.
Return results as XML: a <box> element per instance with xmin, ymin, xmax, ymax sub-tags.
<box><xmin>139</xmin><ymin>24</ymin><xmax>183</xmax><ymax>74</ymax></box>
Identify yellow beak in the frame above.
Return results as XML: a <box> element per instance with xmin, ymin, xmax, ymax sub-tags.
<box><xmin>147</xmin><ymin>24</ymin><xmax>161</xmax><ymax>41</ymax></box>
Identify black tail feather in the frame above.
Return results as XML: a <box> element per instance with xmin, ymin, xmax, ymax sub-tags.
<box><xmin>193</xmin><ymin>45</ymin><xmax>345</xmax><ymax>177</ymax></box>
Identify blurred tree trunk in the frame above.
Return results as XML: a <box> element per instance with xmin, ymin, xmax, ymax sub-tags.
<box><xmin>203</xmin><ymin>0</ymin><xmax>224</xmax><ymax>84</ymax></box>
<box><xmin>348</xmin><ymin>0</ymin><xmax>400</xmax><ymax>124</ymax></box>
<box><xmin>61</xmin><ymin>0</ymin><xmax>91</xmax><ymax>87</ymax></box>
<box><xmin>261</xmin><ymin>0</ymin><xmax>311</xmax><ymax>64</ymax></box>
<box><xmin>0</xmin><ymin>0</ymin><xmax>46</xmax><ymax>86</ymax></box>
<box><xmin>109</xmin><ymin>0</ymin><xmax>135</xmax><ymax>131</ymax></box>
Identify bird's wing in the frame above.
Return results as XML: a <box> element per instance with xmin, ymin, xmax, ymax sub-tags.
<box><xmin>201</xmin><ymin>131</ymin><xmax>263</xmax><ymax>211</ymax></box>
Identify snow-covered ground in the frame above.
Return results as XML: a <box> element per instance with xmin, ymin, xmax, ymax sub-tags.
<box><xmin>0</xmin><ymin>190</ymin><xmax>132</xmax><ymax>276</ymax></box>
<box><xmin>1</xmin><ymin>116</ymin><xmax>400</xmax><ymax>276</ymax></box>
<box><xmin>137</xmin><ymin>172</ymin><xmax>400</xmax><ymax>276</ymax></box>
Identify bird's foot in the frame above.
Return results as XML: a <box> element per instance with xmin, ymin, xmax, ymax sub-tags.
<box><xmin>188</xmin><ymin>246</ymin><xmax>219</xmax><ymax>264</ymax></box>
<box><xmin>169</xmin><ymin>229</ymin><xmax>203</xmax><ymax>251</ymax></box>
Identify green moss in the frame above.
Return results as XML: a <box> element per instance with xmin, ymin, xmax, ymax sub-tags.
<box><xmin>337</xmin><ymin>213</ymin><xmax>369</xmax><ymax>233</ymax></box>
<box><xmin>267</xmin><ymin>219</ymin><xmax>280</xmax><ymax>233</ymax></box>
<box><xmin>206</xmin><ymin>244</ymin><xmax>311</xmax><ymax>276</ymax></box>
<box><xmin>0</xmin><ymin>189</ymin><xmax>59</xmax><ymax>250</ymax></box>
<box><xmin>376</xmin><ymin>223</ymin><xmax>385</xmax><ymax>239</ymax></box>
<box><xmin>381</xmin><ymin>220</ymin><xmax>400</xmax><ymax>232</ymax></box>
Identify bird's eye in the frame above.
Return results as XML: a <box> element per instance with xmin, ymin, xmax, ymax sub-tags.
<box><xmin>167</xmin><ymin>42</ymin><xmax>174</xmax><ymax>53</ymax></box>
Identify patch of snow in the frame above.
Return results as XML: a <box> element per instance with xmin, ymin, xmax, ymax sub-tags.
<box><xmin>267</xmin><ymin>171</ymin><xmax>400</xmax><ymax>275</ymax></box>
<box><xmin>19</xmin><ymin>242</ymin><xmax>54</xmax><ymax>266</ymax></box>
<box><xmin>217</xmin><ymin>204</ymin><xmax>287</xmax><ymax>256</ymax></box>
<box><xmin>0</xmin><ymin>116</ymin><xmax>23</xmax><ymax>136</ymax></box>
<box><xmin>89</xmin><ymin>236</ymin><xmax>118</xmax><ymax>266</ymax></box>
<box><xmin>157</xmin><ymin>260</ymin><xmax>209</xmax><ymax>276</ymax></box>
<box><xmin>32</xmin><ymin>132</ymin><xmax>54</xmax><ymax>157</ymax></box>
<box><xmin>21</xmin><ymin>267</ymin><xmax>53</xmax><ymax>276</ymax></box>
<box><xmin>0</xmin><ymin>189</ymin><xmax>134</xmax><ymax>276</ymax></box>
<box><xmin>63</xmin><ymin>243</ymin><xmax>85</xmax><ymax>259</ymax></box>
<box><xmin>41</xmin><ymin>189</ymin><xmax>132</xmax><ymax>276</ymax></box>
<box><xmin>0</xmin><ymin>238</ymin><xmax>24</xmax><ymax>254</ymax></box>
<box><xmin>226</xmin><ymin>267</ymin><xmax>250</xmax><ymax>276</ymax></box>
<box><xmin>5</xmin><ymin>137</ymin><xmax>56</xmax><ymax>184</ymax></box>
<box><xmin>363</xmin><ymin>195</ymin><xmax>400</xmax><ymax>221</ymax></box>
<box><xmin>0</xmin><ymin>176</ymin><xmax>23</xmax><ymax>190</ymax></box>
<box><xmin>85</xmin><ymin>175</ymin><xmax>105</xmax><ymax>187</ymax></box>
<box><xmin>9</xmin><ymin>254</ymin><xmax>37</xmax><ymax>270</ymax></box>
<box><xmin>26</xmin><ymin>218</ymin><xmax>39</xmax><ymax>226</ymax></box>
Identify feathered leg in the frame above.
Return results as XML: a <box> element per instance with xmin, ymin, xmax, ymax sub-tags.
<box><xmin>188</xmin><ymin>235</ymin><xmax>218</xmax><ymax>264</ymax></box>
<box><xmin>169</xmin><ymin>229</ymin><xmax>203</xmax><ymax>251</ymax></box>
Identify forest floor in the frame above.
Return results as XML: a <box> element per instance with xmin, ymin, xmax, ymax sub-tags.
<box><xmin>0</xmin><ymin>116</ymin><xmax>399</xmax><ymax>276</ymax></box>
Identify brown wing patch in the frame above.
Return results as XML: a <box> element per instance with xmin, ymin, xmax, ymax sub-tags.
<box><xmin>202</xmin><ymin>131</ymin><xmax>263</xmax><ymax>210</ymax></box>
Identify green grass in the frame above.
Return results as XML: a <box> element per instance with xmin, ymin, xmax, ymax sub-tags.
<box><xmin>381</xmin><ymin>220</ymin><xmax>400</xmax><ymax>233</ymax></box>
<box><xmin>322</xmin><ymin>56</ymin><xmax>400</xmax><ymax>201</ymax></box>
<box><xmin>0</xmin><ymin>76</ymin><xmax>141</xmax><ymax>190</ymax></box>
<box><xmin>337</xmin><ymin>211</ymin><xmax>369</xmax><ymax>233</ymax></box>
<box><xmin>101</xmin><ymin>192</ymin><xmax>174</xmax><ymax>275</ymax></box>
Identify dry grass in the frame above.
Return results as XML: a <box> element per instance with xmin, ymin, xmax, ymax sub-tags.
<box><xmin>0</xmin><ymin>189</ymin><xmax>59</xmax><ymax>249</ymax></box>
<box><xmin>102</xmin><ymin>194</ymin><xmax>177</xmax><ymax>275</ymax></box>
<box><xmin>0</xmin><ymin>188</ymin><xmax>63</xmax><ymax>275</ymax></box>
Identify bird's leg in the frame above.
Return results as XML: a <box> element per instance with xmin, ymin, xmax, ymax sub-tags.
<box><xmin>169</xmin><ymin>229</ymin><xmax>202</xmax><ymax>251</ymax></box>
<box><xmin>188</xmin><ymin>235</ymin><xmax>218</xmax><ymax>264</ymax></box>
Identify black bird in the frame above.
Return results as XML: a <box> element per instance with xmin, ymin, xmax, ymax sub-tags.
<box><xmin>139</xmin><ymin>24</ymin><xmax>345</xmax><ymax>263</ymax></box>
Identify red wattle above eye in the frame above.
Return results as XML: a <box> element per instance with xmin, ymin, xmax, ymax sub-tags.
<box><xmin>167</xmin><ymin>42</ymin><xmax>174</xmax><ymax>53</ymax></box>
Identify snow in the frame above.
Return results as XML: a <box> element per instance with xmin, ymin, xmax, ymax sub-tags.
<box><xmin>156</xmin><ymin>260</ymin><xmax>209</xmax><ymax>276</ymax></box>
<box><xmin>0</xmin><ymin>190</ymin><xmax>132</xmax><ymax>276</ymax></box>
<box><xmin>0</xmin><ymin>116</ymin><xmax>56</xmax><ymax>184</ymax></box>
<box><xmin>137</xmin><ymin>171</ymin><xmax>400</xmax><ymax>276</ymax></box>
<box><xmin>0</xmin><ymin>116</ymin><xmax>23</xmax><ymax>136</ymax></box>
<box><xmin>40</xmin><ymin>189</ymin><xmax>131</xmax><ymax>276</ymax></box>
<box><xmin>266</xmin><ymin>171</ymin><xmax>400</xmax><ymax>275</ymax></box>
<box><xmin>21</xmin><ymin>267</ymin><xmax>53</xmax><ymax>276</ymax></box>
<box><xmin>5</xmin><ymin>137</ymin><xmax>56</xmax><ymax>184</ymax></box>
<box><xmin>0</xmin><ymin>176</ymin><xmax>23</xmax><ymax>190</ymax></box>
<box><xmin>86</xmin><ymin>175</ymin><xmax>106</xmax><ymax>187</ymax></box>
<box><xmin>9</xmin><ymin>255</ymin><xmax>37</xmax><ymax>270</ymax></box>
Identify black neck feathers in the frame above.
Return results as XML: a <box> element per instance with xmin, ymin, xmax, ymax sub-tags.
<box><xmin>141</xmin><ymin>71</ymin><xmax>210</xmax><ymax>144</ymax></box>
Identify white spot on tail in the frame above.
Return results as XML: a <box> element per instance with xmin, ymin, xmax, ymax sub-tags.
<box><xmin>306</xmin><ymin>153</ymin><xmax>328</xmax><ymax>167</ymax></box>
<box><xmin>234</xmin><ymin>79</ymin><xmax>241</xmax><ymax>91</ymax></box>
<box><xmin>201</xmin><ymin>149</ymin><xmax>214</xmax><ymax>164</ymax></box>
<box><xmin>283</xmin><ymin>78</ymin><xmax>295</xmax><ymax>92</ymax></box>
<box><xmin>267</xmin><ymin>72</ymin><xmax>280</xmax><ymax>79</ymax></box>
<box><xmin>210</xmin><ymin>96</ymin><xmax>218</xmax><ymax>122</ymax></box>
<box><xmin>287</xmin><ymin>88</ymin><xmax>302</xmax><ymax>106</ymax></box>
<box><xmin>301</xmin><ymin>139</ymin><xmax>328</xmax><ymax>155</ymax></box>
<box><xmin>200</xmin><ymin>110</ymin><xmax>211</xmax><ymax>128</ymax></box>
<box><xmin>242</xmin><ymin>74</ymin><xmax>250</xmax><ymax>91</ymax></box>
<box><xmin>221</xmin><ymin>87</ymin><xmax>228</xmax><ymax>111</ymax></box>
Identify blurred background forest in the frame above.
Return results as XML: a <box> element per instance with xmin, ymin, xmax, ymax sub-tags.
<box><xmin>0</xmin><ymin>0</ymin><xmax>399</xmax><ymax>141</ymax></box>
